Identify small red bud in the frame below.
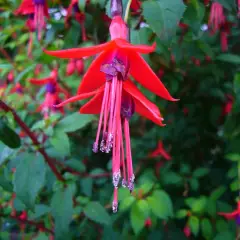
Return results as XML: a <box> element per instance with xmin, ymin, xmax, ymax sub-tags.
<box><xmin>76</xmin><ymin>59</ymin><xmax>84</xmax><ymax>75</ymax></box>
<box><xmin>158</xmin><ymin>69</ymin><xmax>165</xmax><ymax>78</ymax></box>
<box><xmin>205</xmin><ymin>56</ymin><xmax>212</xmax><ymax>62</ymax></box>
<box><xmin>7</xmin><ymin>70</ymin><xmax>14</xmax><ymax>82</ymax></box>
<box><xmin>144</xmin><ymin>218</ymin><xmax>152</xmax><ymax>228</ymax></box>
<box><xmin>66</xmin><ymin>59</ymin><xmax>76</xmax><ymax>76</ymax></box>
<box><xmin>183</xmin><ymin>225</ymin><xmax>191</xmax><ymax>238</ymax></box>
<box><xmin>19</xmin><ymin>211</ymin><xmax>27</xmax><ymax>220</ymax></box>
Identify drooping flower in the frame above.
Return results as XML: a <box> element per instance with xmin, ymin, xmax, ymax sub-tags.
<box><xmin>29</xmin><ymin>68</ymin><xmax>69</xmax><ymax>118</ymax></box>
<box><xmin>65</xmin><ymin>0</ymin><xmax>87</xmax><ymax>41</ymax></box>
<box><xmin>45</xmin><ymin>0</ymin><xmax>176</xmax><ymax>212</ymax></box>
<box><xmin>218</xmin><ymin>201</ymin><xmax>240</xmax><ymax>225</ymax></box>
<box><xmin>15</xmin><ymin>0</ymin><xmax>49</xmax><ymax>40</ymax></box>
<box><xmin>208</xmin><ymin>2</ymin><xmax>225</xmax><ymax>34</ymax></box>
<box><xmin>149</xmin><ymin>140</ymin><xmax>172</xmax><ymax>160</ymax></box>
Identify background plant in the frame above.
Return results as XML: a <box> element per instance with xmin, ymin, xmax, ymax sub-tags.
<box><xmin>0</xmin><ymin>0</ymin><xmax>240</xmax><ymax>239</ymax></box>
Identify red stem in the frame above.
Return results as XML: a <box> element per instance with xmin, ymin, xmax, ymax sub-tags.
<box><xmin>0</xmin><ymin>100</ymin><xmax>65</xmax><ymax>182</ymax></box>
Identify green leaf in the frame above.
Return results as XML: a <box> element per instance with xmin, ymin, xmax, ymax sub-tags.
<box><xmin>188</xmin><ymin>216</ymin><xmax>199</xmax><ymax>236</ymax></box>
<box><xmin>217</xmin><ymin>54</ymin><xmax>240</xmax><ymax>64</ymax></box>
<box><xmin>210</xmin><ymin>186</ymin><xmax>226</xmax><ymax>200</ymax></box>
<box><xmin>33</xmin><ymin>232</ymin><xmax>48</xmax><ymax>240</ymax></box>
<box><xmin>225</xmin><ymin>153</ymin><xmax>240</xmax><ymax>162</ymax></box>
<box><xmin>214</xmin><ymin>231</ymin><xmax>235</xmax><ymax>240</ymax></box>
<box><xmin>142</xmin><ymin>0</ymin><xmax>186</xmax><ymax>41</ymax></box>
<box><xmin>176</xmin><ymin>209</ymin><xmax>188</xmax><ymax>219</ymax></box>
<box><xmin>201</xmin><ymin>218</ymin><xmax>213</xmax><ymax>239</ymax></box>
<box><xmin>120</xmin><ymin>196</ymin><xmax>136</xmax><ymax>211</ymax></box>
<box><xmin>147</xmin><ymin>190</ymin><xmax>173</xmax><ymax>219</ymax></box>
<box><xmin>13</xmin><ymin>153</ymin><xmax>46</xmax><ymax>208</ymax></box>
<box><xmin>66</xmin><ymin>158</ymin><xmax>86</xmax><ymax>172</ymax></box>
<box><xmin>50</xmin><ymin>130</ymin><xmax>70</xmax><ymax>156</ymax></box>
<box><xmin>30</xmin><ymin>204</ymin><xmax>50</xmax><ymax>220</ymax></box>
<box><xmin>80</xmin><ymin>178</ymin><xmax>93</xmax><ymax>197</ymax></box>
<box><xmin>191</xmin><ymin>197</ymin><xmax>207</xmax><ymax>214</ymax></box>
<box><xmin>0</xmin><ymin>144</ymin><xmax>15</xmax><ymax>166</ymax></box>
<box><xmin>0</xmin><ymin>121</ymin><xmax>21</xmax><ymax>149</ymax></box>
<box><xmin>84</xmin><ymin>202</ymin><xmax>111</xmax><ymax>225</ymax></box>
<box><xmin>51</xmin><ymin>186</ymin><xmax>74</xmax><ymax>239</ymax></box>
<box><xmin>193</xmin><ymin>168</ymin><xmax>210</xmax><ymax>178</ymax></box>
<box><xmin>130</xmin><ymin>201</ymin><xmax>147</xmax><ymax>234</ymax></box>
<box><xmin>56</xmin><ymin>112</ymin><xmax>94</xmax><ymax>133</ymax></box>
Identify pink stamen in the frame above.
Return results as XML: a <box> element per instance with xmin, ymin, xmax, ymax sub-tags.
<box><xmin>92</xmin><ymin>83</ymin><xmax>110</xmax><ymax>153</ymax></box>
<box><xmin>112</xmin><ymin>187</ymin><xmax>118</xmax><ymax>213</ymax></box>
<box><xmin>124</xmin><ymin>118</ymin><xmax>134</xmax><ymax>192</ymax></box>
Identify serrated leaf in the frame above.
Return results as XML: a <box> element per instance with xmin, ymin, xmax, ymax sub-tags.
<box><xmin>56</xmin><ymin>112</ymin><xmax>94</xmax><ymax>133</ymax></box>
<box><xmin>201</xmin><ymin>218</ymin><xmax>213</xmax><ymax>239</ymax></box>
<box><xmin>13</xmin><ymin>153</ymin><xmax>46</xmax><ymax>208</ymax></box>
<box><xmin>84</xmin><ymin>202</ymin><xmax>111</xmax><ymax>225</ymax></box>
<box><xmin>188</xmin><ymin>216</ymin><xmax>199</xmax><ymax>236</ymax></box>
<box><xmin>176</xmin><ymin>209</ymin><xmax>188</xmax><ymax>219</ymax></box>
<box><xmin>130</xmin><ymin>201</ymin><xmax>146</xmax><ymax>234</ymax></box>
<box><xmin>217</xmin><ymin>54</ymin><xmax>240</xmax><ymax>64</ymax></box>
<box><xmin>50</xmin><ymin>130</ymin><xmax>70</xmax><ymax>156</ymax></box>
<box><xmin>191</xmin><ymin>197</ymin><xmax>207</xmax><ymax>214</ymax></box>
<box><xmin>51</xmin><ymin>186</ymin><xmax>74</xmax><ymax>239</ymax></box>
<box><xmin>147</xmin><ymin>190</ymin><xmax>173</xmax><ymax>219</ymax></box>
<box><xmin>193</xmin><ymin>168</ymin><xmax>210</xmax><ymax>178</ymax></box>
<box><xmin>142</xmin><ymin>0</ymin><xmax>186</xmax><ymax>41</ymax></box>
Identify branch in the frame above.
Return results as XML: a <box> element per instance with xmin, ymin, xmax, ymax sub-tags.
<box><xmin>0</xmin><ymin>100</ymin><xmax>65</xmax><ymax>182</ymax></box>
<box><xmin>0</xmin><ymin>48</ymin><xmax>15</xmax><ymax>67</ymax></box>
<box><xmin>0</xmin><ymin>214</ymin><xmax>54</xmax><ymax>235</ymax></box>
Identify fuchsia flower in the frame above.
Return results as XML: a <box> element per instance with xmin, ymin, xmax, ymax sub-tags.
<box><xmin>15</xmin><ymin>0</ymin><xmax>49</xmax><ymax>40</ymax></box>
<box><xmin>218</xmin><ymin>201</ymin><xmax>240</xmax><ymax>225</ymax></box>
<box><xmin>149</xmin><ymin>140</ymin><xmax>172</xmax><ymax>160</ymax></box>
<box><xmin>65</xmin><ymin>0</ymin><xmax>87</xmax><ymax>41</ymax></box>
<box><xmin>208</xmin><ymin>2</ymin><xmax>233</xmax><ymax>52</ymax></box>
<box><xmin>208</xmin><ymin>2</ymin><xmax>226</xmax><ymax>34</ymax></box>
<box><xmin>29</xmin><ymin>69</ymin><xmax>69</xmax><ymax>118</ymax></box>
<box><xmin>44</xmin><ymin>0</ymin><xmax>176</xmax><ymax>212</ymax></box>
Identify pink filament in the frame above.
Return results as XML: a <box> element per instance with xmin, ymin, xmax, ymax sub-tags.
<box><xmin>34</xmin><ymin>4</ymin><xmax>44</xmax><ymax>41</ymax></box>
<box><xmin>93</xmin><ymin>76</ymin><xmax>134</xmax><ymax>212</ymax></box>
